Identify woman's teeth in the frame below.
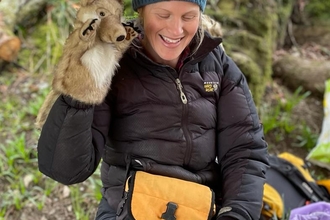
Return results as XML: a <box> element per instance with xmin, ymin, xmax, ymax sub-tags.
<box><xmin>162</xmin><ymin>36</ymin><xmax>181</xmax><ymax>43</ymax></box>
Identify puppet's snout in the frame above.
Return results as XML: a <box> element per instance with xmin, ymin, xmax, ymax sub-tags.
<box><xmin>99</xmin><ymin>15</ymin><xmax>127</xmax><ymax>43</ymax></box>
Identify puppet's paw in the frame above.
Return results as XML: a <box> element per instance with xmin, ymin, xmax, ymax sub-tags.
<box><xmin>80</xmin><ymin>19</ymin><xmax>100</xmax><ymax>41</ymax></box>
<box><xmin>115</xmin><ymin>27</ymin><xmax>138</xmax><ymax>53</ymax></box>
<box><xmin>125</xmin><ymin>26</ymin><xmax>138</xmax><ymax>41</ymax></box>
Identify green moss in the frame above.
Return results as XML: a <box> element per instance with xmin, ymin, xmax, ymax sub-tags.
<box><xmin>208</xmin><ymin>0</ymin><xmax>282</xmax><ymax>106</ymax></box>
<box><xmin>210</xmin><ymin>0</ymin><xmax>276</xmax><ymax>106</ymax></box>
<box><xmin>223</xmin><ymin>30</ymin><xmax>273</xmax><ymax>106</ymax></box>
<box><xmin>226</xmin><ymin>31</ymin><xmax>268</xmax><ymax>65</ymax></box>
<box><xmin>124</xmin><ymin>0</ymin><xmax>136</xmax><ymax>18</ymax></box>
<box><xmin>0</xmin><ymin>0</ymin><xmax>17</xmax><ymax>30</ymax></box>
<box><xmin>276</xmin><ymin>0</ymin><xmax>295</xmax><ymax>48</ymax></box>
<box><xmin>217</xmin><ymin>0</ymin><xmax>237</xmax><ymax>12</ymax></box>
<box><xmin>305</xmin><ymin>0</ymin><xmax>330</xmax><ymax>20</ymax></box>
<box><xmin>207</xmin><ymin>12</ymin><xmax>243</xmax><ymax>30</ymax></box>
<box><xmin>241</xmin><ymin>11</ymin><xmax>273</xmax><ymax>36</ymax></box>
<box><xmin>230</xmin><ymin>52</ymin><xmax>264</xmax><ymax>105</ymax></box>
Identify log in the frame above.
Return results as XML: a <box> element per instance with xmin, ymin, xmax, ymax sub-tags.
<box><xmin>0</xmin><ymin>14</ymin><xmax>21</xmax><ymax>62</ymax></box>
<box><xmin>272</xmin><ymin>54</ymin><xmax>330</xmax><ymax>98</ymax></box>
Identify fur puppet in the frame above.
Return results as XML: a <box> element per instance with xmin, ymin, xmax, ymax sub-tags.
<box><xmin>35</xmin><ymin>0</ymin><xmax>137</xmax><ymax>129</ymax></box>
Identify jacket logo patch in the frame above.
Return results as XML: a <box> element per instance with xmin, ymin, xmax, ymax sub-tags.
<box><xmin>204</xmin><ymin>82</ymin><xmax>219</xmax><ymax>92</ymax></box>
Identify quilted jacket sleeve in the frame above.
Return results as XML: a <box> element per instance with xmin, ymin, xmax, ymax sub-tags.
<box><xmin>37</xmin><ymin>95</ymin><xmax>111</xmax><ymax>185</ymax></box>
<box><xmin>216</xmin><ymin>48</ymin><xmax>269</xmax><ymax>220</ymax></box>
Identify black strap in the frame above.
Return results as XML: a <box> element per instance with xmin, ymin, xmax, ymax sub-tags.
<box><xmin>269</xmin><ymin>156</ymin><xmax>330</xmax><ymax>202</ymax></box>
<box><xmin>116</xmin><ymin>154</ymin><xmax>134</xmax><ymax>217</ymax></box>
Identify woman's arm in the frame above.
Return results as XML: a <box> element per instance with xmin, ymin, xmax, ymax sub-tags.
<box><xmin>216</xmin><ymin>50</ymin><xmax>269</xmax><ymax>220</ymax></box>
<box><xmin>37</xmin><ymin>95</ymin><xmax>111</xmax><ymax>185</ymax></box>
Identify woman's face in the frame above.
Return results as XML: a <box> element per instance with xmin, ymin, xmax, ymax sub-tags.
<box><xmin>141</xmin><ymin>1</ymin><xmax>200</xmax><ymax>68</ymax></box>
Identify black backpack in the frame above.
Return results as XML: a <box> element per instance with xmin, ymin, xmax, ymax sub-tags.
<box><xmin>260</xmin><ymin>152</ymin><xmax>330</xmax><ymax>220</ymax></box>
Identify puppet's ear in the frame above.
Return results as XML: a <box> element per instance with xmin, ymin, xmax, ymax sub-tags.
<box><xmin>115</xmin><ymin>0</ymin><xmax>123</xmax><ymax>5</ymax></box>
<box><xmin>80</xmin><ymin>0</ymin><xmax>96</xmax><ymax>7</ymax></box>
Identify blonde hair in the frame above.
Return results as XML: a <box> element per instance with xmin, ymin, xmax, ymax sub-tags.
<box><xmin>201</xmin><ymin>14</ymin><xmax>223</xmax><ymax>38</ymax></box>
<box><xmin>190</xmin><ymin>15</ymin><xmax>205</xmax><ymax>57</ymax></box>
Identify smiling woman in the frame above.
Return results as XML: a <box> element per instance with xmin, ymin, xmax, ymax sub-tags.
<box><xmin>36</xmin><ymin>0</ymin><xmax>269</xmax><ymax>219</ymax></box>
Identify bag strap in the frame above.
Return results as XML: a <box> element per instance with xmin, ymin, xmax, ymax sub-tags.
<box><xmin>269</xmin><ymin>156</ymin><xmax>330</xmax><ymax>203</ymax></box>
<box><xmin>116</xmin><ymin>154</ymin><xmax>133</xmax><ymax>217</ymax></box>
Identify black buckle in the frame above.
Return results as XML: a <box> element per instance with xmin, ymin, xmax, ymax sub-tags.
<box><xmin>161</xmin><ymin>202</ymin><xmax>178</xmax><ymax>220</ymax></box>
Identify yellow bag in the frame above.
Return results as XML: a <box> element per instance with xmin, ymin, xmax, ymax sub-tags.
<box><xmin>116</xmin><ymin>171</ymin><xmax>216</xmax><ymax>220</ymax></box>
<box><xmin>317</xmin><ymin>179</ymin><xmax>330</xmax><ymax>196</ymax></box>
<box><xmin>261</xmin><ymin>183</ymin><xmax>284</xmax><ymax>219</ymax></box>
<box><xmin>278</xmin><ymin>152</ymin><xmax>314</xmax><ymax>182</ymax></box>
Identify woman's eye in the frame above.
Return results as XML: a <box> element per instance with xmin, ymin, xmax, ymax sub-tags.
<box><xmin>183</xmin><ymin>15</ymin><xmax>196</xmax><ymax>21</ymax></box>
<box><xmin>158</xmin><ymin>14</ymin><xmax>170</xmax><ymax>19</ymax></box>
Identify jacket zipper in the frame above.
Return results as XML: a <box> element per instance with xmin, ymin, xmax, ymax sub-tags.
<box><xmin>175</xmin><ymin>78</ymin><xmax>193</xmax><ymax>165</ymax></box>
<box><xmin>175</xmin><ymin>78</ymin><xmax>187</xmax><ymax>104</ymax></box>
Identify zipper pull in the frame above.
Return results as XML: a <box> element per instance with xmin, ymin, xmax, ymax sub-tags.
<box><xmin>175</xmin><ymin>78</ymin><xmax>187</xmax><ymax>104</ymax></box>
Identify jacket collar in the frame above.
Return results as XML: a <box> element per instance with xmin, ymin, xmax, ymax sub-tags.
<box><xmin>191</xmin><ymin>32</ymin><xmax>222</xmax><ymax>62</ymax></box>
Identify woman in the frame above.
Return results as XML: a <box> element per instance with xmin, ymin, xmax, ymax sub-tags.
<box><xmin>37</xmin><ymin>0</ymin><xmax>269</xmax><ymax>219</ymax></box>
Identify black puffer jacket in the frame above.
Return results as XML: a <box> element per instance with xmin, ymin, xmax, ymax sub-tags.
<box><xmin>38</xmin><ymin>33</ymin><xmax>269</xmax><ymax>220</ymax></box>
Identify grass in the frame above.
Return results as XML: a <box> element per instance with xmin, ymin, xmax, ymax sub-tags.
<box><xmin>259</xmin><ymin>86</ymin><xmax>318</xmax><ymax>151</ymax></box>
<box><xmin>0</xmin><ymin>74</ymin><xmax>103</xmax><ymax>218</ymax></box>
<box><xmin>0</xmin><ymin>0</ymin><xmax>102</xmax><ymax>219</ymax></box>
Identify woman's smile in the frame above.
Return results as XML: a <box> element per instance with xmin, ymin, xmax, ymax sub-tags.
<box><xmin>160</xmin><ymin>35</ymin><xmax>183</xmax><ymax>45</ymax></box>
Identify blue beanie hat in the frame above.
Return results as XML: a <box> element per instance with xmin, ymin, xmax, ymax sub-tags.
<box><xmin>132</xmin><ymin>0</ymin><xmax>206</xmax><ymax>12</ymax></box>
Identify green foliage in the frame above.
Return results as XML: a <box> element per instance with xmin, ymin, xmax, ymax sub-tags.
<box><xmin>0</xmin><ymin>76</ymin><xmax>102</xmax><ymax>218</ymax></box>
<box><xmin>0</xmin><ymin>129</ymin><xmax>41</xmax><ymax>212</ymax></box>
<box><xmin>48</xmin><ymin>0</ymin><xmax>78</xmax><ymax>29</ymax></box>
<box><xmin>294</xmin><ymin>124</ymin><xmax>318</xmax><ymax>150</ymax></box>
<box><xmin>260</xmin><ymin>86</ymin><xmax>318</xmax><ymax>150</ymax></box>
<box><xmin>124</xmin><ymin>0</ymin><xmax>137</xmax><ymax>18</ymax></box>
<box><xmin>0</xmin><ymin>78</ymin><xmax>45</xmax><ymax>214</ymax></box>
<box><xmin>0</xmin><ymin>1</ymin><xmax>101</xmax><ymax>216</ymax></box>
<box><xmin>69</xmin><ymin>170</ymin><xmax>102</xmax><ymax>220</ymax></box>
<box><xmin>17</xmin><ymin>0</ymin><xmax>77</xmax><ymax>75</ymax></box>
<box><xmin>211</xmin><ymin>0</ymin><xmax>277</xmax><ymax>106</ymax></box>
<box><xmin>305</xmin><ymin>0</ymin><xmax>330</xmax><ymax>20</ymax></box>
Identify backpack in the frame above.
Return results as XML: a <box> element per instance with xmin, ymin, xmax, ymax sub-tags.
<box><xmin>260</xmin><ymin>152</ymin><xmax>330</xmax><ymax>220</ymax></box>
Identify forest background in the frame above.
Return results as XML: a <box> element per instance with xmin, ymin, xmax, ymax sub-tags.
<box><xmin>1</xmin><ymin>0</ymin><xmax>330</xmax><ymax>219</ymax></box>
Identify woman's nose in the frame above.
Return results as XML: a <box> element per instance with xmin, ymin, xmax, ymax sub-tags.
<box><xmin>167</xmin><ymin>18</ymin><xmax>183</xmax><ymax>35</ymax></box>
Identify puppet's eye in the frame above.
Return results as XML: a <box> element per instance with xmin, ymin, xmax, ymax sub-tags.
<box><xmin>100</xmin><ymin>11</ymin><xmax>105</xmax><ymax>16</ymax></box>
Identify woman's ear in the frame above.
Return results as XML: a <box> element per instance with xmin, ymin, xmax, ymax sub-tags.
<box><xmin>137</xmin><ymin>8</ymin><xmax>144</xmax><ymax>27</ymax></box>
<box><xmin>137</xmin><ymin>8</ymin><xmax>143</xmax><ymax>18</ymax></box>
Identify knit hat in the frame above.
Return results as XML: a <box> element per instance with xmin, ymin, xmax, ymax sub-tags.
<box><xmin>132</xmin><ymin>0</ymin><xmax>206</xmax><ymax>12</ymax></box>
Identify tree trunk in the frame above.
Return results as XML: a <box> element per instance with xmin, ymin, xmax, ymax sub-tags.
<box><xmin>272</xmin><ymin>54</ymin><xmax>330</xmax><ymax>98</ymax></box>
<box><xmin>0</xmin><ymin>0</ymin><xmax>47</xmax><ymax>68</ymax></box>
